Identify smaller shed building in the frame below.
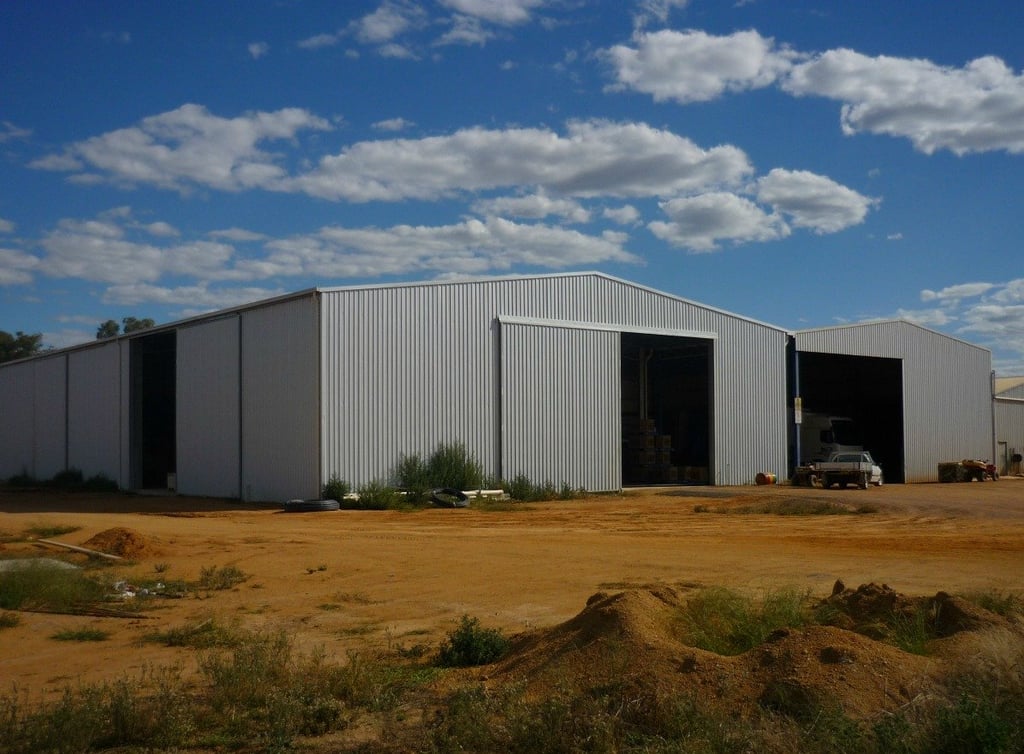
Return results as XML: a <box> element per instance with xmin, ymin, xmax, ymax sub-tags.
<box><xmin>795</xmin><ymin>321</ymin><xmax>994</xmax><ymax>483</ymax></box>
<box><xmin>995</xmin><ymin>377</ymin><xmax>1024</xmax><ymax>475</ymax></box>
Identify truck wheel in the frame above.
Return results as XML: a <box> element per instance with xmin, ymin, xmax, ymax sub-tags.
<box><xmin>859</xmin><ymin>472</ymin><xmax>869</xmax><ymax>490</ymax></box>
<box><xmin>821</xmin><ymin>474</ymin><xmax>831</xmax><ymax>489</ymax></box>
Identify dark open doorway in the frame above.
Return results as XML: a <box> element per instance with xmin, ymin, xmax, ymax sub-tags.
<box><xmin>797</xmin><ymin>351</ymin><xmax>905</xmax><ymax>483</ymax></box>
<box><xmin>130</xmin><ymin>332</ymin><xmax>177</xmax><ymax>489</ymax></box>
<box><xmin>622</xmin><ymin>333</ymin><xmax>712</xmax><ymax>485</ymax></box>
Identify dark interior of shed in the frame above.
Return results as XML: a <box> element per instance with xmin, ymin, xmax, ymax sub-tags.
<box><xmin>130</xmin><ymin>332</ymin><xmax>177</xmax><ymax>489</ymax></box>
<box><xmin>796</xmin><ymin>351</ymin><xmax>905</xmax><ymax>483</ymax></box>
<box><xmin>621</xmin><ymin>333</ymin><xmax>712</xmax><ymax>485</ymax></box>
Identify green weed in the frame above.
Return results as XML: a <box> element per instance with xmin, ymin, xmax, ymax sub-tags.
<box><xmin>674</xmin><ymin>586</ymin><xmax>811</xmax><ymax>655</ymax></box>
<box><xmin>437</xmin><ymin>615</ymin><xmax>510</xmax><ymax>667</ymax></box>
<box><xmin>0</xmin><ymin>561</ymin><xmax>109</xmax><ymax>612</ymax></box>
<box><xmin>50</xmin><ymin>628</ymin><xmax>110</xmax><ymax>642</ymax></box>
<box><xmin>197</xmin><ymin>564</ymin><xmax>248</xmax><ymax>591</ymax></box>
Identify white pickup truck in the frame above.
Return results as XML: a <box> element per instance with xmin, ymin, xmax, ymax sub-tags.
<box><xmin>818</xmin><ymin>451</ymin><xmax>883</xmax><ymax>490</ymax></box>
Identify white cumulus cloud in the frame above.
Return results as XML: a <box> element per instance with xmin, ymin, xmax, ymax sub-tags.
<box><xmin>756</xmin><ymin>169</ymin><xmax>877</xmax><ymax>233</ymax></box>
<box><xmin>31</xmin><ymin>104</ymin><xmax>332</xmax><ymax>193</ymax></box>
<box><xmin>649</xmin><ymin>192</ymin><xmax>789</xmax><ymax>252</ymax></box>
<box><xmin>602</xmin><ymin>29</ymin><xmax>797</xmax><ymax>103</ymax></box>
<box><xmin>784</xmin><ymin>49</ymin><xmax>1024</xmax><ymax>155</ymax></box>
<box><xmin>292</xmin><ymin>120</ymin><xmax>753</xmax><ymax>201</ymax></box>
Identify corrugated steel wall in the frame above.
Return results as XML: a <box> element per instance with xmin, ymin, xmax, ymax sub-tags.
<box><xmin>796</xmin><ymin>322</ymin><xmax>993</xmax><ymax>482</ymax></box>
<box><xmin>0</xmin><ymin>360</ymin><xmax>34</xmax><ymax>478</ymax></box>
<box><xmin>33</xmin><ymin>355</ymin><xmax>68</xmax><ymax>479</ymax></box>
<box><xmin>177</xmin><ymin>316</ymin><xmax>241</xmax><ymax>497</ymax></box>
<box><xmin>501</xmin><ymin>321</ymin><xmax>620</xmax><ymax>490</ymax></box>
<box><xmin>320</xmin><ymin>273</ymin><xmax>789</xmax><ymax>489</ymax></box>
<box><xmin>241</xmin><ymin>295</ymin><xmax>320</xmax><ymax>501</ymax></box>
<box><xmin>67</xmin><ymin>341</ymin><xmax>123</xmax><ymax>481</ymax></box>
<box><xmin>995</xmin><ymin>398</ymin><xmax>1024</xmax><ymax>473</ymax></box>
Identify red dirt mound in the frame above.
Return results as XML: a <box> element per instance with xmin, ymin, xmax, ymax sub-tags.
<box><xmin>481</xmin><ymin>583</ymin><xmax>1019</xmax><ymax>723</ymax></box>
<box><xmin>82</xmin><ymin>527</ymin><xmax>159</xmax><ymax>559</ymax></box>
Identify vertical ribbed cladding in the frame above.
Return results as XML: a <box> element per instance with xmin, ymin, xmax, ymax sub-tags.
<box><xmin>796</xmin><ymin>321</ymin><xmax>993</xmax><ymax>482</ymax></box>
<box><xmin>995</xmin><ymin>398</ymin><xmax>1024</xmax><ymax>471</ymax></box>
<box><xmin>66</xmin><ymin>341</ymin><xmax>122</xmax><ymax>480</ymax></box>
<box><xmin>0</xmin><ymin>360</ymin><xmax>34</xmax><ymax>478</ymax></box>
<box><xmin>177</xmin><ymin>317</ymin><xmax>241</xmax><ymax>498</ymax></box>
<box><xmin>320</xmin><ymin>273</ymin><xmax>789</xmax><ymax>489</ymax></box>
<box><xmin>501</xmin><ymin>322</ymin><xmax>620</xmax><ymax>491</ymax></box>
<box><xmin>32</xmin><ymin>354</ymin><xmax>67</xmax><ymax>479</ymax></box>
<box><xmin>241</xmin><ymin>295</ymin><xmax>320</xmax><ymax>502</ymax></box>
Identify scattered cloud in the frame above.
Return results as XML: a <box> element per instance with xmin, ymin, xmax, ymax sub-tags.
<box><xmin>649</xmin><ymin>192</ymin><xmax>789</xmax><ymax>251</ymax></box>
<box><xmin>0</xmin><ymin>248</ymin><xmax>39</xmax><ymax>286</ymax></box>
<box><xmin>101</xmin><ymin>31</ymin><xmax>132</xmax><ymax>45</ymax></box>
<box><xmin>349</xmin><ymin>0</ymin><xmax>426</xmax><ymax>45</ymax></box>
<box><xmin>292</xmin><ymin>120</ymin><xmax>753</xmax><ymax>201</ymax></box>
<box><xmin>603</xmin><ymin>205</ymin><xmax>642</xmax><ymax>225</ymax></box>
<box><xmin>920</xmin><ymin>282</ymin><xmax>995</xmax><ymax>303</ymax></box>
<box><xmin>101</xmin><ymin>282</ymin><xmax>287</xmax><ymax>311</ymax></box>
<box><xmin>756</xmin><ymin>169</ymin><xmax>877</xmax><ymax>233</ymax></box>
<box><xmin>436</xmin><ymin>14</ymin><xmax>494</xmax><ymax>46</ymax></box>
<box><xmin>602</xmin><ymin>29</ymin><xmax>797</xmax><ymax>104</ymax></box>
<box><xmin>887</xmin><ymin>232</ymin><xmax>903</xmax><ymax>240</ymax></box>
<box><xmin>248</xmin><ymin>41</ymin><xmax>270</xmax><ymax>59</ymax></box>
<box><xmin>632</xmin><ymin>0</ymin><xmax>690</xmax><ymax>29</ymax></box>
<box><xmin>257</xmin><ymin>217</ymin><xmax>638</xmax><ymax>278</ymax></box>
<box><xmin>603</xmin><ymin>30</ymin><xmax>1024</xmax><ymax>155</ymax></box>
<box><xmin>784</xmin><ymin>50</ymin><xmax>1024</xmax><ymax>155</ymax></box>
<box><xmin>471</xmin><ymin>193</ymin><xmax>591</xmax><ymax>223</ymax></box>
<box><xmin>209</xmin><ymin>227</ymin><xmax>269</xmax><ymax>242</ymax></box>
<box><xmin>438</xmin><ymin>0</ymin><xmax>545</xmax><ymax>26</ymax></box>
<box><xmin>298</xmin><ymin>33</ymin><xmax>340</xmax><ymax>50</ymax></box>
<box><xmin>0</xmin><ymin>218</ymin><xmax>14</xmax><ymax>233</ymax></box>
<box><xmin>372</xmin><ymin>117</ymin><xmax>415</xmax><ymax>132</ymax></box>
<box><xmin>0</xmin><ymin>121</ymin><xmax>31</xmax><ymax>143</ymax></box>
<box><xmin>893</xmin><ymin>307</ymin><xmax>954</xmax><ymax>328</ymax></box>
<box><xmin>31</xmin><ymin>104</ymin><xmax>332</xmax><ymax>193</ymax></box>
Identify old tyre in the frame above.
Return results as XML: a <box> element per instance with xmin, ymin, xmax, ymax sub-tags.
<box><xmin>283</xmin><ymin>499</ymin><xmax>340</xmax><ymax>512</ymax></box>
<box><xmin>821</xmin><ymin>474</ymin><xmax>831</xmax><ymax>489</ymax></box>
<box><xmin>431</xmin><ymin>488</ymin><xmax>469</xmax><ymax>508</ymax></box>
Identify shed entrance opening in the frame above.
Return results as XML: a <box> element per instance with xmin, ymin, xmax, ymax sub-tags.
<box><xmin>621</xmin><ymin>333</ymin><xmax>712</xmax><ymax>485</ymax></box>
<box><xmin>130</xmin><ymin>332</ymin><xmax>177</xmax><ymax>489</ymax></box>
<box><xmin>797</xmin><ymin>352</ymin><xmax>904</xmax><ymax>483</ymax></box>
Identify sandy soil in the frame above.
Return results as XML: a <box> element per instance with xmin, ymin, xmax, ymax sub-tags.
<box><xmin>1</xmin><ymin>479</ymin><xmax>1022</xmax><ymax>700</ymax></box>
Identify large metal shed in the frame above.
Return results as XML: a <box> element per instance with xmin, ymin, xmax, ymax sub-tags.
<box><xmin>995</xmin><ymin>377</ymin><xmax>1024</xmax><ymax>475</ymax></box>
<box><xmin>794</xmin><ymin>321</ymin><xmax>994</xmax><ymax>483</ymax></box>
<box><xmin>0</xmin><ymin>273</ymin><xmax>789</xmax><ymax>501</ymax></box>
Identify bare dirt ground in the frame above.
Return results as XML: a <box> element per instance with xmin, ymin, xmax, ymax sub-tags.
<box><xmin>1</xmin><ymin>479</ymin><xmax>1023</xmax><ymax>706</ymax></box>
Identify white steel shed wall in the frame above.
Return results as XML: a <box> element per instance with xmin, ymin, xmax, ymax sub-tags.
<box><xmin>995</xmin><ymin>398</ymin><xmax>1024</xmax><ymax>473</ymax></box>
<box><xmin>501</xmin><ymin>321</ymin><xmax>620</xmax><ymax>490</ymax></box>
<box><xmin>0</xmin><ymin>361</ymin><xmax>34</xmax><ymax>478</ymax></box>
<box><xmin>796</xmin><ymin>321</ymin><xmax>992</xmax><ymax>482</ymax></box>
<box><xmin>67</xmin><ymin>341</ymin><xmax>123</xmax><ymax>481</ymax></box>
<box><xmin>33</xmin><ymin>355</ymin><xmax>68</xmax><ymax>479</ymax></box>
<box><xmin>178</xmin><ymin>316</ymin><xmax>241</xmax><ymax>498</ymax></box>
<box><xmin>241</xmin><ymin>296</ymin><xmax>320</xmax><ymax>502</ymax></box>
<box><xmin>320</xmin><ymin>273</ymin><xmax>788</xmax><ymax>488</ymax></box>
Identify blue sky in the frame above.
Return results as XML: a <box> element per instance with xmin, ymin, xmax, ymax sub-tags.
<box><xmin>2</xmin><ymin>0</ymin><xmax>1023</xmax><ymax>372</ymax></box>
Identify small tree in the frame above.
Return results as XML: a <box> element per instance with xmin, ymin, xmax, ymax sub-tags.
<box><xmin>96</xmin><ymin>320</ymin><xmax>120</xmax><ymax>339</ymax></box>
<box><xmin>96</xmin><ymin>316</ymin><xmax>156</xmax><ymax>339</ymax></box>
<box><xmin>122</xmin><ymin>316</ymin><xmax>155</xmax><ymax>333</ymax></box>
<box><xmin>0</xmin><ymin>330</ymin><xmax>44</xmax><ymax>363</ymax></box>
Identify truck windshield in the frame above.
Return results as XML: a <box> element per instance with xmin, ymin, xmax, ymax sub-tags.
<box><xmin>831</xmin><ymin>419</ymin><xmax>860</xmax><ymax>445</ymax></box>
